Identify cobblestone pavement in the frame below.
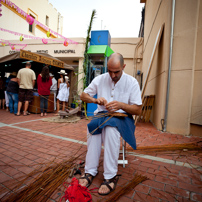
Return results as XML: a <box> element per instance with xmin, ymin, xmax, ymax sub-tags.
<box><xmin>0</xmin><ymin>109</ymin><xmax>202</xmax><ymax>202</ymax></box>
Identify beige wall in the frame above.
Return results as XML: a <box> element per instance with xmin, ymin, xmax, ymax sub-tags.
<box><xmin>190</xmin><ymin>0</ymin><xmax>202</xmax><ymax>126</ymax></box>
<box><xmin>167</xmin><ymin>0</ymin><xmax>200</xmax><ymax>135</ymax></box>
<box><xmin>111</xmin><ymin>37</ymin><xmax>143</xmax><ymax>80</ymax></box>
<box><xmin>142</xmin><ymin>0</ymin><xmax>202</xmax><ymax>136</ymax></box>
<box><xmin>141</xmin><ymin>0</ymin><xmax>172</xmax><ymax>131</ymax></box>
<box><xmin>1</xmin><ymin>0</ymin><xmax>63</xmax><ymax>40</ymax></box>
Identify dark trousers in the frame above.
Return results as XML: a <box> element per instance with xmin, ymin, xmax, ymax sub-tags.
<box><xmin>39</xmin><ymin>95</ymin><xmax>49</xmax><ymax>113</ymax></box>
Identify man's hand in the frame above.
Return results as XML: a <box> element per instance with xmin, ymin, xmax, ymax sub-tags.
<box><xmin>105</xmin><ymin>101</ymin><xmax>142</xmax><ymax>115</ymax></box>
<box><xmin>105</xmin><ymin>101</ymin><xmax>122</xmax><ymax>112</ymax></box>
<box><xmin>94</xmin><ymin>97</ymin><xmax>108</xmax><ymax>106</ymax></box>
<box><xmin>80</xmin><ymin>92</ymin><xmax>108</xmax><ymax>106</ymax></box>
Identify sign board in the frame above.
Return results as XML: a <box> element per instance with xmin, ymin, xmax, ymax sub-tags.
<box><xmin>90</xmin><ymin>30</ymin><xmax>111</xmax><ymax>46</ymax></box>
<box><xmin>20</xmin><ymin>50</ymin><xmax>64</xmax><ymax>68</ymax></box>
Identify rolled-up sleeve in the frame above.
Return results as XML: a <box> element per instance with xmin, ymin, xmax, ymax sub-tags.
<box><xmin>84</xmin><ymin>77</ymin><xmax>98</xmax><ymax>97</ymax></box>
<box><xmin>129</xmin><ymin>81</ymin><xmax>142</xmax><ymax>106</ymax></box>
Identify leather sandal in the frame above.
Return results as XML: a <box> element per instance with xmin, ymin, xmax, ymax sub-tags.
<box><xmin>98</xmin><ymin>174</ymin><xmax>121</xmax><ymax>195</ymax></box>
<box><xmin>79</xmin><ymin>173</ymin><xmax>95</xmax><ymax>188</ymax></box>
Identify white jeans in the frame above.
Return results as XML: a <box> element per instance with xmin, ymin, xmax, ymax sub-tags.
<box><xmin>5</xmin><ymin>91</ymin><xmax>9</xmax><ymax>107</ymax></box>
<box><xmin>85</xmin><ymin>126</ymin><xmax>120</xmax><ymax>180</ymax></box>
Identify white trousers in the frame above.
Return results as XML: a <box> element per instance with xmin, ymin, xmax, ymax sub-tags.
<box><xmin>51</xmin><ymin>90</ymin><xmax>57</xmax><ymax>110</ymax></box>
<box><xmin>85</xmin><ymin>126</ymin><xmax>120</xmax><ymax>180</ymax></box>
<box><xmin>4</xmin><ymin>91</ymin><xmax>9</xmax><ymax>107</ymax></box>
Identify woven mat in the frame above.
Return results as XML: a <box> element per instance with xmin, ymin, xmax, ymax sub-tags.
<box><xmin>42</xmin><ymin>115</ymin><xmax>80</xmax><ymax>123</ymax></box>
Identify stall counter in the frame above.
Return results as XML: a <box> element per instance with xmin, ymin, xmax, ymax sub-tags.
<box><xmin>28</xmin><ymin>93</ymin><xmax>54</xmax><ymax>113</ymax></box>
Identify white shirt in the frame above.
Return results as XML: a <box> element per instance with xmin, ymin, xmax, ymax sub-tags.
<box><xmin>50</xmin><ymin>77</ymin><xmax>57</xmax><ymax>91</ymax></box>
<box><xmin>84</xmin><ymin>72</ymin><xmax>142</xmax><ymax>113</ymax></box>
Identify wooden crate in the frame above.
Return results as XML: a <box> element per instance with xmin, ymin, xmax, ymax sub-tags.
<box><xmin>138</xmin><ymin>95</ymin><xmax>155</xmax><ymax>122</ymax></box>
<box><xmin>28</xmin><ymin>94</ymin><xmax>54</xmax><ymax>114</ymax></box>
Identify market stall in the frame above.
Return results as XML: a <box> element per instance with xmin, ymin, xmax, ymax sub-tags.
<box><xmin>0</xmin><ymin>50</ymin><xmax>74</xmax><ymax>113</ymax></box>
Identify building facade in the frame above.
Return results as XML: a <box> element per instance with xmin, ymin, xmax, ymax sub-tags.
<box><xmin>1</xmin><ymin>0</ymin><xmax>63</xmax><ymax>39</ymax></box>
<box><xmin>0</xmin><ymin>0</ymin><xmax>143</xmax><ymax>107</ymax></box>
<box><xmin>140</xmin><ymin>0</ymin><xmax>202</xmax><ymax>136</ymax></box>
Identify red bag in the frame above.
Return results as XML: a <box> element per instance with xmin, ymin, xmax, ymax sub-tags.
<box><xmin>60</xmin><ymin>177</ymin><xmax>92</xmax><ymax>202</ymax></box>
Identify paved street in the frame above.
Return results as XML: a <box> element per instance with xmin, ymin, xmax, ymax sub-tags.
<box><xmin>0</xmin><ymin>109</ymin><xmax>202</xmax><ymax>202</ymax></box>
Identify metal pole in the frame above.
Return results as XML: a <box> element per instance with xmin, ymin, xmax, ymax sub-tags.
<box><xmin>163</xmin><ymin>0</ymin><xmax>176</xmax><ymax>131</ymax></box>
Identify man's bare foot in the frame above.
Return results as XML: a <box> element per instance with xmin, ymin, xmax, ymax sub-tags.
<box><xmin>44</xmin><ymin>113</ymin><xmax>47</xmax><ymax>116</ymax></box>
<box><xmin>98</xmin><ymin>175</ymin><xmax>120</xmax><ymax>195</ymax></box>
<box><xmin>79</xmin><ymin>176</ymin><xmax>89</xmax><ymax>187</ymax></box>
<box><xmin>79</xmin><ymin>173</ymin><xmax>94</xmax><ymax>188</ymax></box>
<box><xmin>98</xmin><ymin>181</ymin><xmax>115</xmax><ymax>194</ymax></box>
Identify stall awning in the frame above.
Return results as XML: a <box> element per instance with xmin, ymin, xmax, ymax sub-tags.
<box><xmin>87</xmin><ymin>45</ymin><xmax>114</xmax><ymax>57</ymax></box>
<box><xmin>0</xmin><ymin>50</ymin><xmax>74</xmax><ymax>70</ymax></box>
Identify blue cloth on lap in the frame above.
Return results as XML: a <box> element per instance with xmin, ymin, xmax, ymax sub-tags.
<box><xmin>87</xmin><ymin>111</ymin><xmax>137</xmax><ymax>150</ymax></box>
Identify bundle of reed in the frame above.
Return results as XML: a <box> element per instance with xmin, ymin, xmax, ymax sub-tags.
<box><xmin>128</xmin><ymin>142</ymin><xmax>202</xmax><ymax>152</ymax></box>
<box><xmin>108</xmin><ymin>112</ymin><xmax>128</xmax><ymax>117</ymax></box>
<box><xmin>92</xmin><ymin>112</ymin><xmax>128</xmax><ymax>119</ymax></box>
<box><xmin>3</xmin><ymin>155</ymin><xmax>85</xmax><ymax>202</ymax></box>
<box><xmin>100</xmin><ymin>173</ymin><xmax>148</xmax><ymax>202</ymax></box>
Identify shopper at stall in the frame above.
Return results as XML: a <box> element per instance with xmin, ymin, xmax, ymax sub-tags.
<box><xmin>6</xmin><ymin>72</ymin><xmax>19</xmax><ymax>115</ymax></box>
<box><xmin>56</xmin><ymin>70</ymin><xmax>70</xmax><ymax>112</ymax></box>
<box><xmin>50</xmin><ymin>73</ymin><xmax>57</xmax><ymax>111</ymax></box>
<box><xmin>37</xmin><ymin>66</ymin><xmax>52</xmax><ymax>117</ymax></box>
<box><xmin>16</xmin><ymin>62</ymin><xmax>36</xmax><ymax>116</ymax></box>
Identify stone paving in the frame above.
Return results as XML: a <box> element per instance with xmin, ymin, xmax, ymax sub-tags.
<box><xmin>0</xmin><ymin>109</ymin><xmax>202</xmax><ymax>202</ymax></box>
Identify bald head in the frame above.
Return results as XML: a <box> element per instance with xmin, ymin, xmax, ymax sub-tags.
<box><xmin>108</xmin><ymin>53</ymin><xmax>124</xmax><ymax>67</ymax></box>
<box><xmin>107</xmin><ymin>53</ymin><xmax>125</xmax><ymax>83</ymax></box>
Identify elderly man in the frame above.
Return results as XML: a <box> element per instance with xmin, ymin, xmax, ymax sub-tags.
<box><xmin>16</xmin><ymin>62</ymin><xmax>36</xmax><ymax>116</ymax></box>
<box><xmin>79</xmin><ymin>53</ymin><xmax>142</xmax><ymax>195</ymax></box>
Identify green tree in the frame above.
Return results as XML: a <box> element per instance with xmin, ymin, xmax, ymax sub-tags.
<box><xmin>82</xmin><ymin>9</ymin><xmax>96</xmax><ymax>118</ymax></box>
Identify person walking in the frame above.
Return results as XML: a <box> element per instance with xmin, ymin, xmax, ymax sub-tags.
<box><xmin>6</xmin><ymin>72</ymin><xmax>19</xmax><ymax>115</ymax></box>
<box><xmin>37</xmin><ymin>66</ymin><xmax>52</xmax><ymax>117</ymax></box>
<box><xmin>16</xmin><ymin>62</ymin><xmax>36</xmax><ymax>116</ymax></box>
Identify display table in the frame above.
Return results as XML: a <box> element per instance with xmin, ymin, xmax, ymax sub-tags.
<box><xmin>28</xmin><ymin>93</ymin><xmax>54</xmax><ymax>113</ymax></box>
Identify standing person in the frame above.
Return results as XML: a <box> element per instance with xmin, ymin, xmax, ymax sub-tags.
<box><xmin>79</xmin><ymin>53</ymin><xmax>142</xmax><ymax>195</ymax></box>
<box><xmin>57</xmin><ymin>74</ymin><xmax>70</xmax><ymax>112</ymax></box>
<box><xmin>0</xmin><ymin>72</ymin><xmax>6</xmax><ymax>109</ymax></box>
<box><xmin>37</xmin><ymin>66</ymin><xmax>52</xmax><ymax>117</ymax></box>
<box><xmin>5</xmin><ymin>74</ymin><xmax>11</xmax><ymax>111</ymax></box>
<box><xmin>16</xmin><ymin>62</ymin><xmax>36</xmax><ymax>116</ymax></box>
<box><xmin>49</xmin><ymin>73</ymin><xmax>57</xmax><ymax>111</ymax></box>
<box><xmin>56</xmin><ymin>70</ymin><xmax>69</xmax><ymax>112</ymax></box>
<box><xmin>6</xmin><ymin>72</ymin><xmax>19</xmax><ymax>115</ymax></box>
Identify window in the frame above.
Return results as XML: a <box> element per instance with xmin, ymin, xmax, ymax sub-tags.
<box><xmin>29</xmin><ymin>14</ymin><xmax>35</xmax><ymax>34</ymax></box>
<box><xmin>46</xmin><ymin>15</ymin><xmax>49</xmax><ymax>26</ymax></box>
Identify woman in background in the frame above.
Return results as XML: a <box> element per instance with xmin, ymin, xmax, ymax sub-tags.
<box><xmin>6</xmin><ymin>72</ymin><xmax>19</xmax><ymax>115</ymax></box>
<box><xmin>37</xmin><ymin>66</ymin><xmax>52</xmax><ymax>117</ymax></box>
<box><xmin>56</xmin><ymin>70</ymin><xmax>70</xmax><ymax>112</ymax></box>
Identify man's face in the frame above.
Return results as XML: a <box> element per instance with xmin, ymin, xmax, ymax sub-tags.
<box><xmin>107</xmin><ymin>61</ymin><xmax>125</xmax><ymax>83</ymax></box>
